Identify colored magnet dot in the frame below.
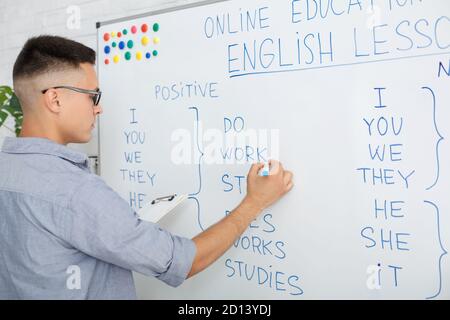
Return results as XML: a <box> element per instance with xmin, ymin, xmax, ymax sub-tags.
<box><xmin>119</xmin><ymin>41</ymin><xmax>125</xmax><ymax>50</ymax></box>
<box><xmin>127</xmin><ymin>40</ymin><xmax>134</xmax><ymax>49</ymax></box>
<box><xmin>125</xmin><ymin>52</ymin><xmax>131</xmax><ymax>61</ymax></box>
<box><xmin>131</xmin><ymin>25</ymin><xmax>137</xmax><ymax>34</ymax></box>
<box><xmin>123</xmin><ymin>29</ymin><xmax>128</xmax><ymax>35</ymax></box>
<box><xmin>152</xmin><ymin>50</ymin><xmax>158</xmax><ymax>57</ymax></box>
<box><xmin>141</xmin><ymin>36</ymin><xmax>149</xmax><ymax>46</ymax></box>
<box><xmin>153</xmin><ymin>37</ymin><xmax>160</xmax><ymax>44</ymax></box>
<box><xmin>111</xmin><ymin>32</ymin><xmax>116</xmax><ymax>37</ymax></box>
<box><xmin>141</xmin><ymin>23</ymin><xmax>148</xmax><ymax>33</ymax></box>
<box><xmin>104</xmin><ymin>45</ymin><xmax>111</xmax><ymax>54</ymax></box>
<box><xmin>153</xmin><ymin>23</ymin><xmax>159</xmax><ymax>32</ymax></box>
<box><xmin>146</xmin><ymin>52</ymin><xmax>151</xmax><ymax>59</ymax></box>
<box><xmin>112</xmin><ymin>41</ymin><xmax>117</xmax><ymax>48</ymax></box>
<box><xmin>117</xmin><ymin>32</ymin><xmax>122</xmax><ymax>38</ymax></box>
<box><xmin>104</xmin><ymin>58</ymin><xmax>110</xmax><ymax>65</ymax></box>
<box><xmin>103</xmin><ymin>33</ymin><xmax>110</xmax><ymax>42</ymax></box>
<box><xmin>136</xmin><ymin>51</ymin><xmax>143</xmax><ymax>61</ymax></box>
<box><xmin>113</xmin><ymin>55</ymin><xmax>120</xmax><ymax>63</ymax></box>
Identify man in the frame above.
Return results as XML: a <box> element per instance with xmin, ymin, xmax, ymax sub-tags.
<box><xmin>0</xmin><ymin>36</ymin><xmax>293</xmax><ymax>299</ymax></box>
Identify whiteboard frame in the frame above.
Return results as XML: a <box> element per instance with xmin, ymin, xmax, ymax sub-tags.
<box><xmin>96</xmin><ymin>0</ymin><xmax>229</xmax><ymax>28</ymax></box>
<box><xmin>95</xmin><ymin>0</ymin><xmax>230</xmax><ymax>176</ymax></box>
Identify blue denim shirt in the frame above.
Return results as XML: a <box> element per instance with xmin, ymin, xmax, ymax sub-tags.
<box><xmin>0</xmin><ymin>137</ymin><xmax>196</xmax><ymax>299</ymax></box>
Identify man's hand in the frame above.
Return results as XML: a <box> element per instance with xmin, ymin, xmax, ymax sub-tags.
<box><xmin>187</xmin><ymin>160</ymin><xmax>294</xmax><ymax>279</ymax></box>
<box><xmin>246</xmin><ymin>160</ymin><xmax>294</xmax><ymax>211</ymax></box>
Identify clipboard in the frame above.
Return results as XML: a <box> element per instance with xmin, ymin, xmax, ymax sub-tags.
<box><xmin>137</xmin><ymin>194</ymin><xmax>188</xmax><ymax>223</ymax></box>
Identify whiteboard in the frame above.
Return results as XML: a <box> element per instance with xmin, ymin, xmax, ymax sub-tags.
<box><xmin>97</xmin><ymin>0</ymin><xmax>450</xmax><ymax>299</ymax></box>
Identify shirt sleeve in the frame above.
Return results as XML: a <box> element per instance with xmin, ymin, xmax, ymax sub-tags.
<box><xmin>64</xmin><ymin>174</ymin><xmax>196</xmax><ymax>287</ymax></box>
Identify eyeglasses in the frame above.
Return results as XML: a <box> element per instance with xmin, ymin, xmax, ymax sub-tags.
<box><xmin>41</xmin><ymin>86</ymin><xmax>102</xmax><ymax>106</ymax></box>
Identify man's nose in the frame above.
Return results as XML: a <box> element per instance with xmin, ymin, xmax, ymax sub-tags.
<box><xmin>94</xmin><ymin>104</ymin><xmax>103</xmax><ymax>115</ymax></box>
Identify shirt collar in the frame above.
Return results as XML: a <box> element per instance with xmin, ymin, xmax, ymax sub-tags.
<box><xmin>1</xmin><ymin>136</ymin><xmax>89</xmax><ymax>165</ymax></box>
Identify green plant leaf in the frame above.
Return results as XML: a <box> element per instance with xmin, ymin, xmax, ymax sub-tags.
<box><xmin>0</xmin><ymin>86</ymin><xmax>13</xmax><ymax>96</ymax></box>
<box><xmin>0</xmin><ymin>86</ymin><xmax>23</xmax><ymax>136</ymax></box>
<box><xmin>0</xmin><ymin>86</ymin><xmax>12</xmax><ymax>107</ymax></box>
<box><xmin>0</xmin><ymin>110</ymin><xmax>8</xmax><ymax>127</ymax></box>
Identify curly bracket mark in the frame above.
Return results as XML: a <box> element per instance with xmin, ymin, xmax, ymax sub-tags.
<box><xmin>188</xmin><ymin>106</ymin><xmax>205</xmax><ymax>231</ymax></box>
<box><xmin>422</xmin><ymin>87</ymin><xmax>444</xmax><ymax>190</ymax></box>
<box><xmin>188</xmin><ymin>196</ymin><xmax>204</xmax><ymax>231</ymax></box>
<box><xmin>188</xmin><ymin>106</ymin><xmax>204</xmax><ymax>196</ymax></box>
<box><xmin>423</xmin><ymin>200</ymin><xmax>448</xmax><ymax>299</ymax></box>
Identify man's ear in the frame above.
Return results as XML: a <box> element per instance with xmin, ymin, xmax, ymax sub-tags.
<box><xmin>43</xmin><ymin>89</ymin><xmax>62</xmax><ymax>113</ymax></box>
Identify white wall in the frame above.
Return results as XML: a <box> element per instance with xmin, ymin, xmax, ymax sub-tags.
<box><xmin>0</xmin><ymin>0</ymin><xmax>203</xmax><ymax>156</ymax></box>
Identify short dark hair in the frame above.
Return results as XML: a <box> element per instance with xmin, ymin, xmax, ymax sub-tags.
<box><xmin>13</xmin><ymin>35</ymin><xmax>96</xmax><ymax>81</ymax></box>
